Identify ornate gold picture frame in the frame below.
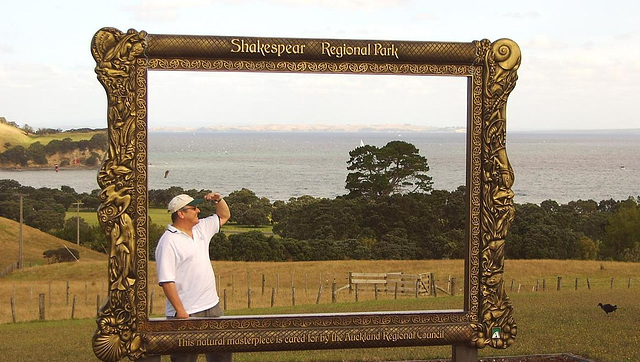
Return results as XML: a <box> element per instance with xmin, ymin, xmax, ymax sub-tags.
<box><xmin>90</xmin><ymin>28</ymin><xmax>520</xmax><ymax>361</ymax></box>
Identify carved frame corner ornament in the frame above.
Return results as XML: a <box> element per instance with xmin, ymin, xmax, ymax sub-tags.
<box><xmin>90</xmin><ymin>28</ymin><xmax>520</xmax><ymax>361</ymax></box>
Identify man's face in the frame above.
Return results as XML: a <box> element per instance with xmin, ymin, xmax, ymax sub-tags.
<box><xmin>179</xmin><ymin>205</ymin><xmax>200</xmax><ymax>226</ymax></box>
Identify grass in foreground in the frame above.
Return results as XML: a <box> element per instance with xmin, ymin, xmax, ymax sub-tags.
<box><xmin>1</xmin><ymin>287</ymin><xmax>638</xmax><ymax>361</ymax></box>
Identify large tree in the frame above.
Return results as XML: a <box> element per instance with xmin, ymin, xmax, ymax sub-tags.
<box><xmin>224</xmin><ymin>188</ymin><xmax>272</xmax><ymax>226</ymax></box>
<box><xmin>345</xmin><ymin>141</ymin><xmax>433</xmax><ymax>198</ymax></box>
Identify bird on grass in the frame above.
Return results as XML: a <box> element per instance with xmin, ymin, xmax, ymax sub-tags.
<box><xmin>598</xmin><ymin>303</ymin><xmax>617</xmax><ymax>314</ymax></box>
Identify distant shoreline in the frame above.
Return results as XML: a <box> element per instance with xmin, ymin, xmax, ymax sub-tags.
<box><xmin>0</xmin><ymin>166</ymin><xmax>100</xmax><ymax>171</ymax></box>
<box><xmin>147</xmin><ymin>126</ymin><xmax>640</xmax><ymax>134</ymax></box>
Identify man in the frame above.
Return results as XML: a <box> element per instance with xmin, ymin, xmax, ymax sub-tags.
<box><xmin>155</xmin><ymin>192</ymin><xmax>231</xmax><ymax>362</ymax></box>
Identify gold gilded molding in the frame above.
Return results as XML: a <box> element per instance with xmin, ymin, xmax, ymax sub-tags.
<box><xmin>91</xmin><ymin>27</ymin><xmax>147</xmax><ymax>361</ymax></box>
<box><xmin>91</xmin><ymin>28</ymin><xmax>519</xmax><ymax>360</ymax></box>
<box><xmin>470</xmin><ymin>38</ymin><xmax>520</xmax><ymax>349</ymax></box>
<box><xmin>146</xmin><ymin>58</ymin><xmax>473</xmax><ymax>76</ymax></box>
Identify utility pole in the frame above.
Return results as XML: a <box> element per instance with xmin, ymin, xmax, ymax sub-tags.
<box><xmin>72</xmin><ymin>201</ymin><xmax>84</xmax><ymax>245</ymax></box>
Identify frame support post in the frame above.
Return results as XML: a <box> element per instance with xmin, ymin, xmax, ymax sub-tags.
<box><xmin>452</xmin><ymin>344</ymin><xmax>478</xmax><ymax>362</ymax></box>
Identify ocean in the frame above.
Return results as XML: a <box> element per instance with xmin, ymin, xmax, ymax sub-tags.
<box><xmin>1</xmin><ymin>131</ymin><xmax>638</xmax><ymax>205</ymax></box>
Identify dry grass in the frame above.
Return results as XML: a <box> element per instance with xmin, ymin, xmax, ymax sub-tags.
<box><xmin>0</xmin><ymin>122</ymin><xmax>103</xmax><ymax>152</ymax></box>
<box><xmin>148</xmin><ymin>259</ymin><xmax>465</xmax><ymax>317</ymax></box>
<box><xmin>1</xmin><ymin>259</ymin><xmax>639</xmax><ymax>361</ymax></box>
<box><xmin>0</xmin><ymin>217</ymin><xmax>106</xmax><ymax>267</ymax></box>
<box><xmin>3</xmin><ymin>259</ymin><xmax>639</xmax><ymax>325</ymax></box>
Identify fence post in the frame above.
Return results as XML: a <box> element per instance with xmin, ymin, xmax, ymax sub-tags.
<box><xmin>355</xmin><ymin>283</ymin><xmax>359</xmax><ymax>302</ymax></box>
<box><xmin>575</xmin><ymin>278</ymin><xmax>578</xmax><ymax>290</ymax></box>
<box><xmin>11</xmin><ymin>296</ymin><xmax>17</xmax><ymax>323</ymax></box>
<box><xmin>85</xmin><ymin>281</ymin><xmax>88</xmax><ymax>305</ymax></box>
<box><xmin>38</xmin><ymin>293</ymin><xmax>45</xmax><ymax>320</ymax></box>
<box><xmin>374</xmin><ymin>284</ymin><xmax>379</xmax><ymax>300</ymax></box>
<box><xmin>223</xmin><ymin>289</ymin><xmax>227</xmax><ymax>311</ymax></box>
<box><xmin>291</xmin><ymin>286</ymin><xmax>296</xmax><ymax>306</ymax></box>
<box><xmin>315</xmin><ymin>284</ymin><xmax>322</xmax><ymax>305</ymax></box>
<box><xmin>629</xmin><ymin>278</ymin><xmax>632</xmax><ymax>288</ymax></box>
<box><xmin>262</xmin><ymin>274</ymin><xmax>266</xmax><ymax>296</ymax></box>
<box><xmin>394</xmin><ymin>282</ymin><xmax>398</xmax><ymax>300</ymax></box>
<box><xmin>66</xmin><ymin>281</ymin><xmax>70</xmax><ymax>306</ymax></box>
<box><xmin>510</xmin><ymin>279</ymin><xmax>514</xmax><ymax>292</ymax></box>
<box><xmin>348</xmin><ymin>272</ymin><xmax>353</xmax><ymax>294</ymax></box>
<box><xmin>247</xmin><ymin>288</ymin><xmax>252</xmax><ymax>309</ymax></box>
<box><xmin>331</xmin><ymin>280</ymin><xmax>337</xmax><ymax>303</ymax></box>
<box><xmin>587</xmin><ymin>278</ymin><xmax>591</xmax><ymax>290</ymax></box>
<box><xmin>610</xmin><ymin>278</ymin><xmax>615</xmax><ymax>289</ymax></box>
<box><xmin>431</xmin><ymin>274</ymin><xmax>437</xmax><ymax>297</ymax></box>
<box><xmin>557</xmin><ymin>276</ymin><xmax>562</xmax><ymax>291</ymax></box>
<box><xmin>450</xmin><ymin>277</ymin><xmax>456</xmax><ymax>297</ymax></box>
<box><xmin>271</xmin><ymin>287</ymin><xmax>276</xmax><ymax>307</ymax></box>
<box><xmin>542</xmin><ymin>279</ymin><xmax>546</xmax><ymax>291</ymax></box>
<box><xmin>150</xmin><ymin>291</ymin><xmax>154</xmax><ymax>315</ymax></box>
<box><xmin>71</xmin><ymin>295</ymin><xmax>77</xmax><ymax>319</ymax></box>
<box><xmin>415</xmin><ymin>279</ymin><xmax>420</xmax><ymax>298</ymax></box>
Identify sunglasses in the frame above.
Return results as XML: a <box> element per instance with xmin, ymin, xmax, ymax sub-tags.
<box><xmin>180</xmin><ymin>206</ymin><xmax>199</xmax><ymax>212</ymax></box>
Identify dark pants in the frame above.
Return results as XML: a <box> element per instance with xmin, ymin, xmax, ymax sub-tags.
<box><xmin>169</xmin><ymin>304</ymin><xmax>232</xmax><ymax>362</ymax></box>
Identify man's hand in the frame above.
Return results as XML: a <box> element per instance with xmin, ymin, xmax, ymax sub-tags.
<box><xmin>175</xmin><ymin>309</ymin><xmax>190</xmax><ymax>319</ymax></box>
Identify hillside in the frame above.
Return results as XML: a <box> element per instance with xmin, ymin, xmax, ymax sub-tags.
<box><xmin>0</xmin><ymin>122</ymin><xmax>107</xmax><ymax>169</ymax></box>
<box><xmin>0</xmin><ymin>216</ymin><xmax>106</xmax><ymax>269</ymax></box>
<box><xmin>0</xmin><ymin>121</ymin><xmax>31</xmax><ymax>151</ymax></box>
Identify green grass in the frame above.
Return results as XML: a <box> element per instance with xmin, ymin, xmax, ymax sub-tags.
<box><xmin>67</xmin><ymin>209</ymin><xmax>275</xmax><ymax>234</ymax></box>
<box><xmin>1</xmin><ymin>286</ymin><xmax>638</xmax><ymax>361</ymax></box>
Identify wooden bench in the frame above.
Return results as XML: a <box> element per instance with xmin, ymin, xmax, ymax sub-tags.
<box><xmin>345</xmin><ymin>272</ymin><xmax>434</xmax><ymax>297</ymax></box>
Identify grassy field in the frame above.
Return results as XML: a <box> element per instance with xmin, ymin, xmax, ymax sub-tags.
<box><xmin>66</xmin><ymin>209</ymin><xmax>274</xmax><ymax>234</ymax></box>
<box><xmin>1</xmin><ymin>259</ymin><xmax>639</xmax><ymax>361</ymax></box>
<box><xmin>0</xmin><ymin>122</ymin><xmax>104</xmax><ymax>152</ymax></box>
<box><xmin>2</xmin><ymin>217</ymin><xmax>640</xmax><ymax>360</ymax></box>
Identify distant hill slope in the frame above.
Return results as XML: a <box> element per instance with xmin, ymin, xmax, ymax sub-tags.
<box><xmin>0</xmin><ymin>122</ymin><xmax>107</xmax><ymax>168</ymax></box>
<box><xmin>0</xmin><ymin>122</ymin><xmax>32</xmax><ymax>151</ymax></box>
<box><xmin>0</xmin><ymin>216</ymin><xmax>106</xmax><ymax>268</ymax></box>
<box><xmin>0</xmin><ymin>122</ymin><xmax>105</xmax><ymax>151</ymax></box>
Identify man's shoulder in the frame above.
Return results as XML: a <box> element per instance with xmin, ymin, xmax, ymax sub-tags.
<box><xmin>198</xmin><ymin>214</ymin><xmax>220</xmax><ymax>225</ymax></box>
<box><xmin>156</xmin><ymin>226</ymin><xmax>178</xmax><ymax>246</ymax></box>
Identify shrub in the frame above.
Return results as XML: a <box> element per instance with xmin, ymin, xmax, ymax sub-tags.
<box><xmin>43</xmin><ymin>247</ymin><xmax>80</xmax><ymax>263</ymax></box>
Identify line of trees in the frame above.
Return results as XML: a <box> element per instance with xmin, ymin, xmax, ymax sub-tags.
<box><xmin>1</xmin><ymin>140</ymin><xmax>638</xmax><ymax>262</ymax></box>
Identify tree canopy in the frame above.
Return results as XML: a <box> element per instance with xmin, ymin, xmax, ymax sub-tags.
<box><xmin>345</xmin><ymin>141</ymin><xmax>433</xmax><ymax>198</ymax></box>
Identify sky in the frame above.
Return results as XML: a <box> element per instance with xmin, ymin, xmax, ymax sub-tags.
<box><xmin>1</xmin><ymin>0</ymin><xmax>639</xmax><ymax>131</ymax></box>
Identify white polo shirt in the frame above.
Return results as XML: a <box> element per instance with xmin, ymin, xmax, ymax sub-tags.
<box><xmin>155</xmin><ymin>215</ymin><xmax>221</xmax><ymax>316</ymax></box>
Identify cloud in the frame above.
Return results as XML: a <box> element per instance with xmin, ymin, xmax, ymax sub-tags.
<box><xmin>206</xmin><ymin>0</ymin><xmax>411</xmax><ymax>11</ymax></box>
<box><xmin>503</xmin><ymin>11</ymin><xmax>540</xmax><ymax>19</ymax></box>
<box><xmin>524</xmin><ymin>35</ymin><xmax>568</xmax><ymax>51</ymax></box>
<box><xmin>413</xmin><ymin>12</ymin><xmax>437</xmax><ymax>21</ymax></box>
<box><xmin>0</xmin><ymin>43</ymin><xmax>12</xmax><ymax>54</ymax></box>
<box><xmin>124</xmin><ymin>0</ymin><xmax>209</xmax><ymax>22</ymax></box>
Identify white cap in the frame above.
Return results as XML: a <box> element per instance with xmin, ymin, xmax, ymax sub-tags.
<box><xmin>167</xmin><ymin>194</ymin><xmax>203</xmax><ymax>214</ymax></box>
